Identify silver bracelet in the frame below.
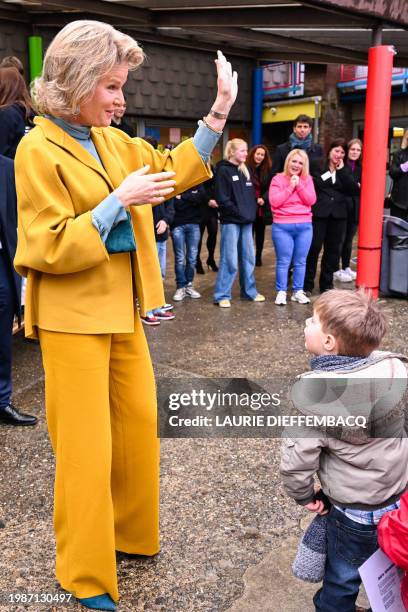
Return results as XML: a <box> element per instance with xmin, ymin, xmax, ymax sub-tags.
<box><xmin>201</xmin><ymin>117</ymin><xmax>223</xmax><ymax>135</ymax></box>
<box><xmin>209</xmin><ymin>109</ymin><xmax>228</xmax><ymax>120</ymax></box>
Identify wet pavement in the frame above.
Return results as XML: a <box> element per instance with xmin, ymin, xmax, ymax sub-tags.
<box><xmin>0</xmin><ymin>233</ymin><xmax>406</xmax><ymax>611</ymax></box>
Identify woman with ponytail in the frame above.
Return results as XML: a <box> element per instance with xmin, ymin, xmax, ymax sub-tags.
<box><xmin>213</xmin><ymin>138</ymin><xmax>265</xmax><ymax>307</ymax></box>
<box><xmin>247</xmin><ymin>144</ymin><xmax>272</xmax><ymax>267</ymax></box>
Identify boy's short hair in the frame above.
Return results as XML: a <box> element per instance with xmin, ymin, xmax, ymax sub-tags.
<box><xmin>314</xmin><ymin>289</ymin><xmax>387</xmax><ymax>357</ymax></box>
<box><xmin>293</xmin><ymin>114</ymin><xmax>313</xmax><ymax>127</ymax></box>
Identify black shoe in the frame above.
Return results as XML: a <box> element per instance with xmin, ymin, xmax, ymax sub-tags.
<box><xmin>206</xmin><ymin>259</ymin><xmax>218</xmax><ymax>272</ymax></box>
<box><xmin>196</xmin><ymin>260</ymin><xmax>205</xmax><ymax>274</ymax></box>
<box><xmin>0</xmin><ymin>404</ymin><xmax>38</xmax><ymax>426</ymax></box>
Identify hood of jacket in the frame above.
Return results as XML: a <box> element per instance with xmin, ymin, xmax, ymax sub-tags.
<box><xmin>290</xmin><ymin>351</ymin><xmax>408</xmax><ymax>445</ymax></box>
<box><xmin>216</xmin><ymin>159</ymin><xmax>236</xmax><ymax>170</ymax></box>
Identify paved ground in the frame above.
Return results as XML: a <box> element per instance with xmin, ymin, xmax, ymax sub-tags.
<box><xmin>0</xmin><ymin>233</ymin><xmax>406</xmax><ymax>612</ymax></box>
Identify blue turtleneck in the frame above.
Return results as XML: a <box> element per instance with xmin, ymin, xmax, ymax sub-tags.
<box><xmin>47</xmin><ymin>116</ymin><xmax>128</xmax><ymax>242</ymax></box>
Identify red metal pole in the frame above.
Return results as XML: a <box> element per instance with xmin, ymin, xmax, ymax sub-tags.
<box><xmin>357</xmin><ymin>45</ymin><xmax>395</xmax><ymax>297</ymax></box>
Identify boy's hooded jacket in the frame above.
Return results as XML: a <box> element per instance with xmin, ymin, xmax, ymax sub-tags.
<box><xmin>215</xmin><ymin>160</ymin><xmax>257</xmax><ymax>224</ymax></box>
<box><xmin>280</xmin><ymin>352</ymin><xmax>408</xmax><ymax>510</ymax></box>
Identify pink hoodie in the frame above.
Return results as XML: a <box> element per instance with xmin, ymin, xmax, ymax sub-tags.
<box><xmin>269</xmin><ymin>174</ymin><xmax>316</xmax><ymax>224</ymax></box>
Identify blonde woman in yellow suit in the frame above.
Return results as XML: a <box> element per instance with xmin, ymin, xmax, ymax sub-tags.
<box><xmin>14</xmin><ymin>20</ymin><xmax>237</xmax><ymax>612</ymax></box>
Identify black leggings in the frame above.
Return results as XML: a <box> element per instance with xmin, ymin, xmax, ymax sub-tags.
<box><xmin>253</xmin><ymin>216</ymin><xmax>266</xmax><ymax>262</ymax></box>
<box><xmin>197</xmin><ymin>213</ymin><xmax>218</xmax><ymax>264</ymax></box>
<box><xmin>304</xmin><ymin>216</ymin><xmax>347</xmax><ymax>293</ymax></box>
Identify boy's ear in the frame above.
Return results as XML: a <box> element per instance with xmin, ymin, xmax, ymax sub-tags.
<box><xmin>323</xmin><ymin>333</ymin><xmax>337</xmax><ymax>353</ymax></box>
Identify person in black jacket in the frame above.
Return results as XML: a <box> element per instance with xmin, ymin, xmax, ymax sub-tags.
<box><xmin>171</xmin><ymin>184</ymin><xmax>207</xmax><ymax>301</ymax></box>
<box><xmin>213</xmin><ymin>138</ymin><xmax>265</xmax><ymax>307</ymax></box>
<box><xmin>0</xmin><ymin>67</ymin><xmax>34</xmax><ymax>159</ymax></box>
<box><xmin>196</xmin><ymin>169</ymin><xmax>219</xmax><ymax>273</ymax></box>
<box><xmin>389</xmin><ymin>129</ymin><xmax>408</xmax><ymax>222</ymax></box>
<box><xmin>334</xmin><ymin>138</ymin><xmax>362</xmax><ymax>282</ymax></box>
<box><xmin>0</xmin><ymin>155</ymin><xmax>37</xmax><ymax>425</ymax></box>
<box><xmin>304</xmin><ymin>139</ymin><xmax>360</xmax><ymax>294</ymax></box>
<box><xmin>269</xmin><ymin>114</ymin><xmax>323</xmax><ymax>181</ymax></box>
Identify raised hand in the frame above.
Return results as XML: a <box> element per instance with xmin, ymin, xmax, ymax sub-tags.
<box><xmin>214</xmin><ymin>50</ymin><xmax>238</xmax><ymax>110</ymax></box>
<box><xmin>203</xmin><ymin>51</ymin><xmax>238</xmax><ymax>133</ymax></box>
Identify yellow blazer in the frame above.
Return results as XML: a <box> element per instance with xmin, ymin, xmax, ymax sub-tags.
<box><xmin>14</xmin><ymin>117</ymin><xmax>211</xmax><ymax>338</ymax></box>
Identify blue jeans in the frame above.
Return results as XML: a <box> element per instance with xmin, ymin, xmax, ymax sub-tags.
<box><xmin>313</xmin><ymin>507</ymin><xmax>378</xmax><ymax>612</ymax></box>
<box><xmin>272</xmin><ymin>222</ymin><xmax>313</xmax><ymax>292</ymax></box>
<box><xmin>156</xmin><ymin>241</ymin><xmax>167</xmax><ymax>279</ymax></box>
<box><xmin>213</xmin><ymin>223</ymin><xmax>258</xmax><ymax>302</ymax></box>
<box><xmin>171</xmin><ymin>224</ymin><xmax>201</xmax><ymax>288</ymax></box>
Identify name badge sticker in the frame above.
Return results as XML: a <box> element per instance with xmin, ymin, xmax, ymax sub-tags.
<box><xmin>232</xmin><ymin>175</ymin><xmax>239</xmax><ymax>181</ymax></box>
<box><xmin>246</xmin><ymin>181</ymin><xmax>253</xmax><ymax>186</ymax></box>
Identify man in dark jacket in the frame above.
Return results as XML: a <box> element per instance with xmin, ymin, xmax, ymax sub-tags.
<box><xmin>270</xmin><ymin>114</ymin><xmax>323</xmax><ymax>180</ymax></box>
<box><xmin>110</xmin><ymin>100</ymin><xmax>135</xmax><ymax>137</ymax></box>
<box><xmin>0</xmin><ymin>155</ymin><xmax>37</xmax><ymax>425</ymax></box>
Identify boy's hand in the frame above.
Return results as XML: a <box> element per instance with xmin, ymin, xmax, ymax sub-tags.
<box><xmin>305</xmin><ymin>500</ymin><xmax>329</xmax><ymax>515</ymax></box>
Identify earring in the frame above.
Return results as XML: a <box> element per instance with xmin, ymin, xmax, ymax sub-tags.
<box><xmin>73</xmin><ymin>106</ymin><xmax>80</xmax><ymax>116</ymax></box>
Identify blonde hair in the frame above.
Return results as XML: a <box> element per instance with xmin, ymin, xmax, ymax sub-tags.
<box><xmin>348</xmin><ymin>138</ymin><xmax>363</xmax><ymax>151</ymax></box>
<box><xmin>402</xmin><ymin>129</ymin><xmax>408</xmax><ymax>150</ymax></box>
<box><xmin>32</xmin><ymin>20</ymin><xmax>145</xmax><ymax>117</ymax></box>
<box><xmin>224</xmin><ymin>138</ymin><xmax>250</xmax><ymax>179</ymax></box>
<box><xmin>282</xmin><ymin>148</ymin><xmax>309</xmax><ymax>177</ymax></box>
<box><xmin>314</xmin><ymin>289</ymin><xmax>387</xmax><ymax>357</ymax></box>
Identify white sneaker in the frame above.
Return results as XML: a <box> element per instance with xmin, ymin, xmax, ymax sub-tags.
<box><xmin>344</xmin><ymin>267</ymin><xmax>357</xmax><ymax>280</ymax></box>
<box><xmin>275</xmin><ymin>290</ymin><xmax>287</xmax><ymax>305</ymax></box>
<box><xmin>291</xmin><ymin>290</ymin><xmax>311</xmax><ymax>304</ymax></box>
<box><xmin>334</xmin><ymin>269</ymin><xmax>353</xmax><ymax>283</ymax></box>
<box><xmin>173</xmin><ymin>287</ymin><xmax>186</xmax><ymax>301</ymax></box>
<box><xmin>185</xmin><ymin>284</ymin><xmax>201</xmax><ymax>299</ymax></box>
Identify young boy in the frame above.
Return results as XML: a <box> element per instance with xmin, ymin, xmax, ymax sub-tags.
<box><xmin>280</xmin><ymin>289</ymin><xmax>408</xmax><ymax>612</ymax></box>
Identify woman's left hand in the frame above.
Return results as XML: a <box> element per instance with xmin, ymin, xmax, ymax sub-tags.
<box><xmin>214</xmin><ymin>50</ymin><xmax>238</xmax><ymax>112</ymax></box>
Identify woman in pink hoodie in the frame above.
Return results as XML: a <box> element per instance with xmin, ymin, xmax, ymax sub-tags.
<box><xmin>269</xmin><ymin>148</ymin><xmax>316</xmax><ymax>305</ymax></box>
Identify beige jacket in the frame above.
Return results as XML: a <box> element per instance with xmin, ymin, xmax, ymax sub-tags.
<box><xmin>280</xmin><ymin>352</ymin><xmax>408</xmax><ymax>510</ymax></box>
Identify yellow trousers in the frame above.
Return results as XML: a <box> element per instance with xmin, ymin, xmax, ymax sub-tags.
<box><xmin>39</xmin><ymin>315</ymin><xmax>159</xmax><ymax>601</ymax></box>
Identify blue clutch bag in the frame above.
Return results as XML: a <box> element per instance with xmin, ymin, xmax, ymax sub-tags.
<box><xmin>105</xmin><ymin>210</ymin><xmax>136</xmax><ymax>254</ymax></box>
